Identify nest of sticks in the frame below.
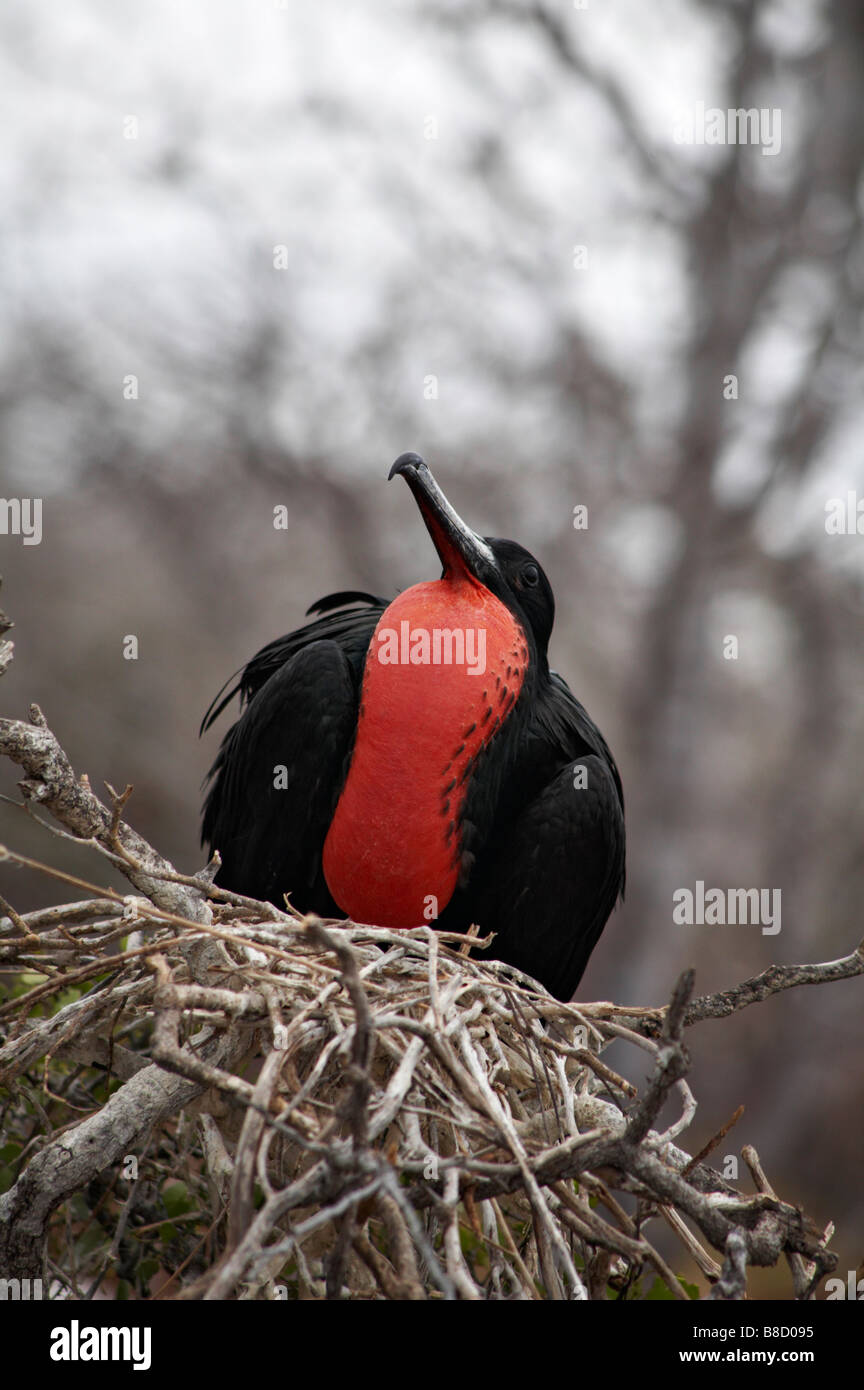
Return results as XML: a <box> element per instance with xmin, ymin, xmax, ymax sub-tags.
<box><xmin>0</xmin><ymin>593</ymin><xmax>857</xmax><ymax>1300</ymax></box>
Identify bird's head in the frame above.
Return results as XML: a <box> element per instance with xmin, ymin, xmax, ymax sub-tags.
<box><xmin>388</xmin><ymin>453</ymin><xmax>555</xmax><ymax>662</ymax></box>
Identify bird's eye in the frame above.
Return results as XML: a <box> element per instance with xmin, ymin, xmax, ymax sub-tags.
<box><xmin>522</xmin><ymin>564</ymin><xmax>539</xmax><ymax>587</ymax></box>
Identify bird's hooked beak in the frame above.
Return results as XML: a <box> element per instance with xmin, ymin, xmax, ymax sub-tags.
<box><xmin>388</xmin><ymin>453</ymin><xmax>498</xmax><ymax>586</ymax></box>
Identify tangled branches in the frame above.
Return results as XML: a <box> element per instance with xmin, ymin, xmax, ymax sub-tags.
<box><xmin>0</xmin><ymin>588</ymin><xmax>858</xmax><ymax>1300</ymax></box>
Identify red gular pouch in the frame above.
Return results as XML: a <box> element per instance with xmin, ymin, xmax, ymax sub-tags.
<box><xmin>322</xmin><ymin>572</ymin><xmax>526</xmax><ymax>928</ymax></box>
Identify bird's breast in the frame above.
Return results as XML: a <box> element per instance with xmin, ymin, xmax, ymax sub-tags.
<box><xmin>322</xmin><ymin>578</ymin><xmax>528</xmax><ymax>926</ymax></box>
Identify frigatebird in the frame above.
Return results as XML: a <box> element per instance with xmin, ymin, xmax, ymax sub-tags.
<box><xmin>201</xmin><ymin>455</ymin><xmax>624</xmax><ymax>1000</ymax></box>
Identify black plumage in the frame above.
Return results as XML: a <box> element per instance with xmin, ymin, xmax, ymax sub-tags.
<box><xmin>202</xmin><ymin>460</ymin><xmax>625</xmax><ymax>1001</ymax></box>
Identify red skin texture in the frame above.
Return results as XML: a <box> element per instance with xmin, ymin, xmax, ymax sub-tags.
<box><xmin>323</xmin><ymin>575</ymin><xmax>527</xmax><ymax>926</ymax></box>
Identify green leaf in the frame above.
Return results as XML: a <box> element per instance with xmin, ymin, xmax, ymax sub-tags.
<box><xmin>646</xmin><ymin>1277</ymin><xmax>675</xmax><ymax>1300</ymax></box>
<box><xmin>161</xmin><ymin>1181</ymin><xmax>190</xmax><ymax>1217</ymax></box>
<box><xmin>75</xmin><ymin>1225</ymin><xmax>106</xmax><ymax>1259</ymax></box>
<box><xmin>645</xmin><ymin>1275</ymin><xmax>701</xmax><ymax>1301</ymax></box>
<box><xmin>138</xmin><ymin>1258</ymin><xmax>161</xmax><ymax>1285</ymax></box>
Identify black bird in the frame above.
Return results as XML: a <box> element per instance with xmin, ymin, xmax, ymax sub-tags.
<box><xmin>201</xmin><ymin>455</ymin><xmax>624</xmax><ymax>1000</ymax></box>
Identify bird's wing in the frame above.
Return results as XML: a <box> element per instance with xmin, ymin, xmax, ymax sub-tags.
<box><xmin>199</xmin><ymin>592</ymin><xmax>388</xmax><ymax>734</ymax></box>
<box><xmin>541</xmin><ymin>669</ymin><xmax>625</xmax><ymax>814</ymax></box>
<box><xmin>473</xmin><ymin>755</ymin><xmax>625</xmax><ymax>1000</ymax></box>
<box><xmin>464</xmin><ymin>671</ymin><xmax>625</xmax><ymax>1000</ymax></box>
<box><xmin>200</xmin><ymin>593</ymin><xmax>388</xmax><ymax>907</ymax></box>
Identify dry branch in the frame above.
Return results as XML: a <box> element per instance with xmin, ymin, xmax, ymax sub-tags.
<box><xmin>0</xmin><ymin>588</ymin><xmax>854</xmax><ymax>1299</ymax></box>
